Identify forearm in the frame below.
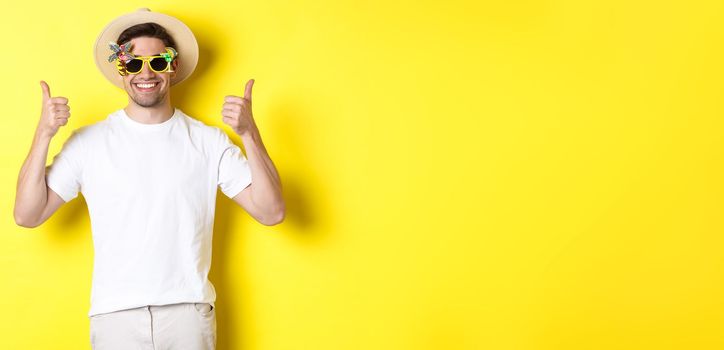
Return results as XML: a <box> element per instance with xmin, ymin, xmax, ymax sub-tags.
<box><xmin>240</xmin><ymin>126</ymin><xmax>284</xmax><ymax>217</ymax></box>
<box><xmin>14</xmin><ymin>130</ymin><xmax>52</xmax><ymax>226</ymax></box>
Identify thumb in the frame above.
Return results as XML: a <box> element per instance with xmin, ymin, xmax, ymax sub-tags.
<box><xmin>40</xmin><ymin>80</ymin><xmax>51</xmax><ymax>101</ymax></box>
<box><xmin>244</xmin><ymin>79</ymin><xmax>254</xmax><ymax>101</ymax></box>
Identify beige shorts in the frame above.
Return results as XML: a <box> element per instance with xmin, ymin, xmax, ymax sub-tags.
<box><xmin>89</xmin><ymin>302</ymin><xmax>216</xmax><ymax>350</ymax></box>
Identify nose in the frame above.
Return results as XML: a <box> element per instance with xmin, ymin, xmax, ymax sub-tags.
<box><xmin>137</xmin><ymin>60</ymin><xmax>155</xmax><ymax>78</ymax></box>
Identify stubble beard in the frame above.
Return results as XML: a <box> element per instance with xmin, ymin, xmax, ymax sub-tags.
<box><xmin>130</xmin><ymin>91</ymin><xmax>166</xmax><ymax>108</ymax></box>
<box><xmin>125</xmin><ymin>81</ymin><xmax>168</xmax><ymax>108</ymax></box>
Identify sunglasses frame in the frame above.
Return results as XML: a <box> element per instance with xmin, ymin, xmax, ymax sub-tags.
<box><xmin>122</xmin><ymin>55</ymin><xmax>175</xmax><ymax>75</ymax></box>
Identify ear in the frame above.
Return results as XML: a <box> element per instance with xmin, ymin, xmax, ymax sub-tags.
<box><xmin>171</xmin><ymin>59</ymin><xmax>179</xmax><ymax>78</ymax></box>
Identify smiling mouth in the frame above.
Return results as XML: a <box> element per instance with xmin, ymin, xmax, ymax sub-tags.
<box><xmin>133</xmin><ymin>82</ymin><xmax>159</xmax><ymax>91</ymax></box>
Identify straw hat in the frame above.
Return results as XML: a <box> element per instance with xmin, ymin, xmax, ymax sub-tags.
<box><xmin>94</xmin><ymin>8</ymin><xmax>199</xmax><ymax>89</ymax></box>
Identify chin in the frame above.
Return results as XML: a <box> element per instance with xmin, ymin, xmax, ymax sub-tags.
<box><xmin>132</xmin><ymin>96</ymin><xmax>165</xmax><ymax>108</ymax></box>
<box><xmin>127</xmin><ymin>90</ymin><xmax>168</xmax><ymax>108</ymax></box>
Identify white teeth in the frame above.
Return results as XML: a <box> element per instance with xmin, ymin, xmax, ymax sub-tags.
<box><xmin>135</xmin><ymin>83</ymin><xmax>157</xmax><ymax>89</ymax></box>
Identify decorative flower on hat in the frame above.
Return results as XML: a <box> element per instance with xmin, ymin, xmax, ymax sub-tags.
<box><xmin>107</xmin><ymin>41</ymin><xmax>135</xmax><ymax>63</ymax></box>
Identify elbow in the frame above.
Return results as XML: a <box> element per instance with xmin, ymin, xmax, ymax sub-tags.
<box><xmin>14</xmin><ymin>212</ymin><xmax>40</xmax><ymax>228</ymax></box>
<box><xmin>260</xmin><ymin>206</ymin><xmax>286</xmax><ymax>226</ymax></box>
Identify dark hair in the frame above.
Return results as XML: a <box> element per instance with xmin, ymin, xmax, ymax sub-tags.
<box><xmin>117</xmin><ymin>22</ymin><xmax>177</xmax><ymax>48</ymax></box>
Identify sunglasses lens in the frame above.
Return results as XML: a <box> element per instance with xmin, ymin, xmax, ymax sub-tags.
<box><xmin>150</xmin><ymin>57</ymin><xmax>169</xmax><ymax>72</ymax></box>
<box><xmin>125</xmin><ymin>59</ymin><xmax>143</xmax><ymax>73</ymax></box>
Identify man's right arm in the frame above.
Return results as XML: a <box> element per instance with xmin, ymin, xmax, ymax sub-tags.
<box><xmin>14</xmin><ymin>81</ymin><xmax>71</xmax><ymax>228</ymax></box>
<box><xmin>14</xmin><ymin>132</ymin><xmax>66</xmax><ymax>227</ymax></box>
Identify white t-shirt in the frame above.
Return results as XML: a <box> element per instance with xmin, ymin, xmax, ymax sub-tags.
<box><xmin>46</xmin><ymin>108</ymin><xmax>252</xmax><ymax>317</ymax></box>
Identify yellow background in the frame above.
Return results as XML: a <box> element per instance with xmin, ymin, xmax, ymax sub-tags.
<box><xmin>2</xmin><ymin>0</ymin><xmax>723</xmax><ymax>349</ymax></box>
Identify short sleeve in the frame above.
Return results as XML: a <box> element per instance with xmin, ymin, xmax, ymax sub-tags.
<box><xmin>217</xmin><ymin>131</ymin><xmax>253</xmax><ymax>198</ymax></box>
<box><xmin>46</xmin><ymin>130</ymin><xmax>85</xmax><ymax>202</ymax></box>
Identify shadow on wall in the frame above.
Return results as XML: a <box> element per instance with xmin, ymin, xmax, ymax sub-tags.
<box><xmin>208</xmin><ymin>97</ymin><xmax>332</xmax><ymax>349</ymax></box>
<box><xmin>46</xmin><ymin>194</ymin><xmax>89</xmax><ymax>247</ymax></box>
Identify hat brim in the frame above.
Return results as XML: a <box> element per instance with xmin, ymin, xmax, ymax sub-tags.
<box><xmin>94</xmin><ymin>9</ymin><xmax>199</xmax><ymax>89</ymax></box>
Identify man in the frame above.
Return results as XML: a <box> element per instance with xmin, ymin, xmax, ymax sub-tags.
<box><xmin>13</xmin><ymin>9</ymin><xmax>285</xmax><ymax>349</ymax></box>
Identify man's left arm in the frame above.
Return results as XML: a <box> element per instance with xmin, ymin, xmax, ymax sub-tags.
<box><xmin>222</xmin><ymin>79</ymin><xmax>285</xmax><ymax>226</ymax></box>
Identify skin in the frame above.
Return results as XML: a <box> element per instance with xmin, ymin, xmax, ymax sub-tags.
<box><xmin>14</xmin><ymin>36</ymin><xmax>285</xmax><ymax>227</ymax></box>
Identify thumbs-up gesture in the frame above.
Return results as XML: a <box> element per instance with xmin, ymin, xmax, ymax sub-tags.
<box><xmin>222</xmin><ymin>79</ymin><xmax>256</xmax><ymax>136</ymax></box>
<box><xmin>38</xmin><ymin>80</ymin><xmax>70</xmax><ymax>138</ymax></box>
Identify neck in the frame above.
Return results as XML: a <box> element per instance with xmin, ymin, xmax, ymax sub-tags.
<box><xmin>124</xmin><ymin>98</ymin><xmax>175</xmax><ymax>124</ymax></box>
